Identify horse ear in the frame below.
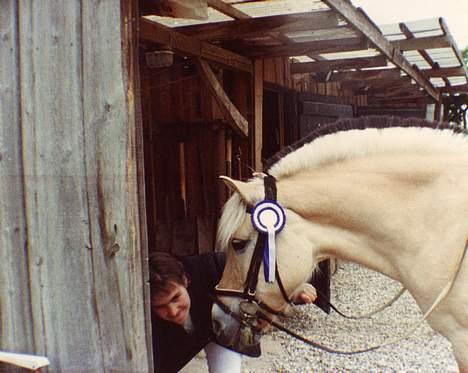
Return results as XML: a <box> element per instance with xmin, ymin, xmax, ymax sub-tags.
<box><xmin>219</xmin><ymin>176</ymin><xmax>259</xmax><ymax>205</ymax></box>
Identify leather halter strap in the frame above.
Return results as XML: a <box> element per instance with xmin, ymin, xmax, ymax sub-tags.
<box><xmin>215</xmin><ymin>175</ymin><xmax>293</xmax><ymax>315</ymax></box>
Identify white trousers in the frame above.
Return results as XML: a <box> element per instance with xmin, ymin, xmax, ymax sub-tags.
<box><xmin>204</xmin><ymin>342</ymin><xmax>242</xmax><ymax>373</ymax></box>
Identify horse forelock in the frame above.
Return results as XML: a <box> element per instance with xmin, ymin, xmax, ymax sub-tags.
<box><xmin>216</xmin><ymin>193</ymin><xmax>248</xmax><ymax>252</ymax></box>
<box><xmin>266</xmin><ymin>116</ymin><xmax>467</xmax><ymax>180</ymax></box>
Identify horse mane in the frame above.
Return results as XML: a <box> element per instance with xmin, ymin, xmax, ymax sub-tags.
<box><xmin>216</xmin><ymin>116</ymin><xmax>466</xmax><ymax>251</ymax></box>
<box><xmin>264</xmin><ymin>115</ymin><xmax>467</xmax><ymax>179</ymax></box>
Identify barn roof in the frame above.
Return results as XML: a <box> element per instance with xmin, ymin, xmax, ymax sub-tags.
<box><xmin>140</xmin><ymin>0</ymin><xmax>467</xmax><ymax>104</ymax></box>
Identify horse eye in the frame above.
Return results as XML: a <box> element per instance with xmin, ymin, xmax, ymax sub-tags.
<box><xmin>231</xmin><ymin>239</ymin><xmax>248</xmax><ymax>252</ymax></box>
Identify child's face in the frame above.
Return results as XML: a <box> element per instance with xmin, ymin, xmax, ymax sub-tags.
<box><xmin>152</xmin><ymin>280</ymin><xmax>191</xmax><ymax>325</ymax></box>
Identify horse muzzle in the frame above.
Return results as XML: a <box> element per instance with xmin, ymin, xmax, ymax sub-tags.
<box><xmin>211</xmin><ymin>302</ymin><xmax>262</xmax><ymax>357</ymax></box>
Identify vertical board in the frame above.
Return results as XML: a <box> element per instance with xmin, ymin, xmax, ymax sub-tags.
<box><xmin>0</xmin><ymin>1</ymin><xmax>149</xmax><ymax>371</ymax></box>
<box><xmin>0</xmin><ymin>0</ymin><xmax>35</xmax><ymax>353</ymax></box>
<box><xmin>18</xmin><ymin>2</ymin><xmax>102</xmax><ymax>368</ymax></box>
<box><xmin>81</xmin><ymin>0</ymin><xmax>149</xmax><ymax>370</ymax></box>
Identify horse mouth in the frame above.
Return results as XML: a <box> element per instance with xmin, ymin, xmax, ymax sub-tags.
<box><xmin>213</xmin><ymin>327</ymin><xmax>262</xmax><ymax>357</ymax></box>
<box><xmin>212</xmin><ymin>315</ymin><xmax>262</xmax><ymax>357</ymax></box>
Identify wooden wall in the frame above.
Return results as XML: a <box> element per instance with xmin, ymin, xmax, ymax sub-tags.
<box><xmin>140</xmin><ymin>56</ymin><xmax>251</xmax><ymax>256</ymax></box>
<box><xmin>0</xmin><ymin>1</ymin><xmax>150</xmax><ymax>371</ymax></box>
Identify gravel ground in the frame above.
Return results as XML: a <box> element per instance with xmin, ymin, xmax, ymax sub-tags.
<box><xmin>182</xmin><ymin>261</ymin><xmax>458</xmax><ymax>372</ymax></box>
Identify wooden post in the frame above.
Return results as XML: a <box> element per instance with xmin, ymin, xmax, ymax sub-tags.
<box><xmin>434</xmin><ymin>102</ymin><xmax>442</xmax><ymax>122</ymax></box>
<box><xmin>253</xmin><ymin>60</ymin><xmax>263</xmax><ymax>171</ymax></box>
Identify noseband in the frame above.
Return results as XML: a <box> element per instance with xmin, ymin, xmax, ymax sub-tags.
<box><xmin>214</xmin><ymin>175</ymin><xmax>293</xmax><ymax>316</ymax></box>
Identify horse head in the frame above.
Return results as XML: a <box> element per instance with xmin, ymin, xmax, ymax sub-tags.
<box><xmin>211</xmin><ymin>175</ymin><xmax>316</xmax><ymax>356</ymax></box>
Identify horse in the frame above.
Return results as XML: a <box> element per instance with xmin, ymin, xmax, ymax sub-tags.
<box><xmin>210</xmin><ymin>116</ymin><xmax>468</xmax><ymax>371</ymax></box>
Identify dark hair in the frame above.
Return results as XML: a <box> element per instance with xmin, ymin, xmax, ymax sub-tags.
<box><xmin>149</xmin><ymin>252</ymin><xmax>187</xmax><ymax>296</ymax></box>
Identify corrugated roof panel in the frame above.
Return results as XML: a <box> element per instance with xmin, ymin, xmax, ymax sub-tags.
<box><xmin>426</xmin><ymin>48</ymin><xmax>461</xmax><ymax>68</ymax></box>
<box><xmin>429</xmin><ymin>77</ymin><xmax>445</xmax><ymax>87</ymax></box>
<box><xmin>448</xmin><ymin>76</ymin><xmax>468</xmax><ymax>85</ymax></box>
<box><xmin>379</xmin><ymin>23</ymin><xmax>404</xmax><ymax>41</ymax></box>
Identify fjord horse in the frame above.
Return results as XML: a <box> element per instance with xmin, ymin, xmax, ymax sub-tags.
<box><xmin>211</xmin><ymin>116</ymin><xmax>468</xmax><ymax>371</ymax></box>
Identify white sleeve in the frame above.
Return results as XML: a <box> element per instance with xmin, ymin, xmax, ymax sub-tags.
<box><xmin>204</xmin><ymin>342</ymin><xmax>242</xmax><ymax>373</ymax></box>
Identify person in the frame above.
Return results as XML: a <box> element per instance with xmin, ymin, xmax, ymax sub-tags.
<box><xmin>150</xmin><ymin>251</ymin><xmax>317</xmax><ymax>373</ymax></box>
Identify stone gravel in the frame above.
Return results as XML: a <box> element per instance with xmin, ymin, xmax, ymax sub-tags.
<box><xmin>243</xmin><ymin>261</ymin><xmax>458</xmax><ymax>372</ymax></box>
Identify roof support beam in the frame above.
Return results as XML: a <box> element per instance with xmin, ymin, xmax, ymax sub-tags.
<box><xmin>196</xmin><ymin>58</ymin><xmax>249</xmax><ymax>137</ymax></box>
<box><xmin>440</xmin><ymin>85</ymin><xmax>468</xmax><ymax>94</ymax></box>
<box><xmin>291</xmin><ymin>55</ymin><xmax>387</xmax><ymax>74</ymax></box>
<box><xmin>322</xmin><ymin>0</ymin><xmax>440</xmax><ymax>101</ymax></box>
<box><xmin>423</xmin><ymin>66</ymin><xmax>467</xmax><ymax>78</ymax></box>
<box><xmin>242</xmin><ymin>37</ymin><xmax>368</xmax><ymax>58</ymax></box>
<box><xmin>139</xmin><ymin>18</ymin><xmax>253</xmax><ymax>73</ymax></box>
<box><xmin>175</xmin><ymin>10</ymin><xmax>340</xmax><ymax>41</ymax></box>
<box><xmin>328</xmin><ymin>68</ymin><xmax>401</xmax><ymax>82</ymax></box>
<box><xmin>391</xmin><ymin>35</ymin><xmax>448</xmax><ymax>51</ymax></box>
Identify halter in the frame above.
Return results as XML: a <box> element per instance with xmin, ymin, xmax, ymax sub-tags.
<box><xmin>215</xmin><ymin>175</ymin><xmax>293</xmax><ymax>316</ymax></box>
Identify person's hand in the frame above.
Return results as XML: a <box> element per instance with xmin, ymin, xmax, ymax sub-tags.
<box><xmin>290</xmin><ymin>283</ymin><xmax>317</xmax><ymax>304</ymax></box>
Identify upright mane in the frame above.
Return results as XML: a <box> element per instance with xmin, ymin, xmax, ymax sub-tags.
<box><xmin>216</xmin><ymin>116</ymin><xmax>467</xmax><ymax>252</ymax></box>
<box><xmin>264</xmin><ymin>116</ymin><xmax>467</xmax><ymax>179</ymax></box>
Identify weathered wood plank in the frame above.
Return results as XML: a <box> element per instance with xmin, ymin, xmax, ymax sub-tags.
<box><xmin>2</xmin><ymin>1</ymin><xmax>150</xmax><ymax>371</ymax></box>
<box><xmin>291</xmin><ymin>55</ymin><xmax>387</xmax><ymax>74</ymax></box>
<box><xmin>439</xmin><ymin>18</ymin><xmax>465</xmax><ymax>67</ymax></box>
<box><xmin>328</xmin><ymin>68</ymin><xmax>401</xmax><ymax>82</ymax></box>
<box><xmin>253</xmin><ymin>60</ymin><xmax>263</xmax><ymax>171</ymax></box>
<box><xmin>0</xmin><ymin>0</ymin><xmax>35</xmax><ymax>353</ymax></box>
<box><xmin>391</xmin><ymin>35</ymin><xmax>448</xmax><ymax>51</ymax></box>
<box><xmin>176</xmin><ymin>10</ymin><xmax>340</xmax><ymax>41</ymax></box>
<box><xmin>322</xmin><ymin>0</ymin><xmax>439</xmax><ymax>101</ymax></box>
<box><xmin>423</xmin><ymin>66</ymin><xmax>466</xmax><ymax>78</ymax></box>
<box><xmin>18</xmin><ymin>2</ymin><xmax>102</xmax><ymax>369</ymax></box>
<box><xmin>440</xmin><ymin>85</ymin><xmax>468</xmax><ymax>94</ymax></box>
<box><xmin>196</xmin><ymin>59</ymin><xmax>249</xmax><ymax>137</ymax></box>
<box><xmin>242</xmin><ymin>37</ymin><xmax>368</xmax><ymax>58</ymax></box>
<box><xmin>82</xmin><ymin>0</ymin><xmax>149</xmax><ymax>369</ymax></box>
<box><xmin>139</xmin><ymin>18</ymin><xmax>253</xmax><ymax>73</ymax></box>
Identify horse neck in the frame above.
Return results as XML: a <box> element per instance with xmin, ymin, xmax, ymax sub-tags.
<box><xmin>277</xmin><ymin>159</ymin><xmax>438</xmax><ymax>281</ymax></box>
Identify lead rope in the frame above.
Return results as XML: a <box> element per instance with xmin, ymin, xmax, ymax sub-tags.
<box><xmin>259</xmin><ymin>239</ymin><xmax>468</xmax><ymax>355</ymax></box>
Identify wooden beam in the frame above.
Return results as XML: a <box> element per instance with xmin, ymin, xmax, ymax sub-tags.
<box><xmin>196</xmin><ymin>58</ymin><xmax>248</xmax><ymax>137</ymax></box>
<box><xmin>139</xmin><ymin>18</ymin><xmax>253</xmax><ymax>73</ymax></box>
<box><xmin>439</xmin><ymin>18</ymin><xmax>465</xmax><ymax>67</ymax></box>
<box><xmin>423</xmin><ymin>66</ymin><xmax>467</xmax><ymax>78</ymax></box>
<box><xmin>322</xmin><ymin>0</ymin><xmax>439</xmax><ymax>101</ymax></box>
<box><xmin>328</xmin><ymin>68</ymin><xmax>400</xmax><ymax>82</ymax></box>
<box><xmin>207</xmin><ymin>0</ymin><xmax>250</xmax><ymax>19</ymax></box>
<box><xmin>346</xmin><ymin>76</ymin><xmax>413</xmax><ymax>91</ymax></box>
<box><xmin>291</xmin><ymin>55</ymin><xmax>387</xmax><ymax>74</ymax></box>
<box><xmin>391</xmin><ymin>35</ymin><xmax>449</xmax><ymax>51</ymax></box>
<box><xmin>175</xmin><ymin>10</ymin><xmax>340</xmax><ymax>41</ymax></box>
<box><xmin>253</xmin><ymin>60</ymin><xmax>263</xmax><ymax>171</ymax></box>
<box><xmin>241</xmin><ymin>37</ymin><xmax>368</xmax><ymax>58</ymax></box>
<box><xmin>399</xmin><ymin>22</ymin><xmax>452</xmax><ymax>88</ymax></box>
<box><xmin>440</xmin><ymin>85</ymin><xmax>468</xmax><ymax>94</ymax></box>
